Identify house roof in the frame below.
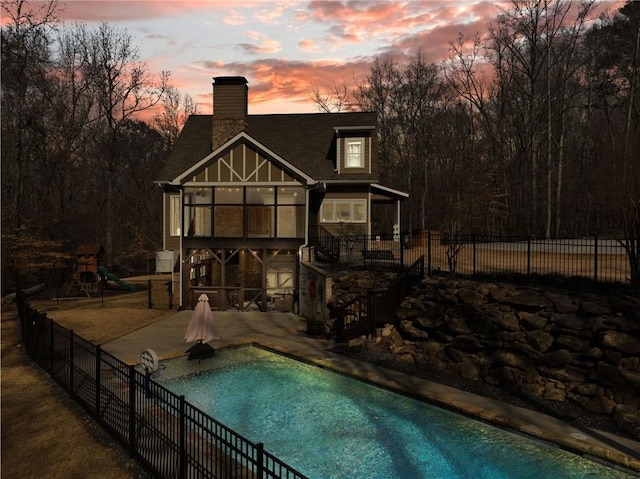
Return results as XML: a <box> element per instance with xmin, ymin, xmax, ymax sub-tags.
<box><xmin>155</xmin><ymin>111</ymin><xmax>380</xmax><ymax>184</ymax></box>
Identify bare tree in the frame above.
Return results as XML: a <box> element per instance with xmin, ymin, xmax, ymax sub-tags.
<box><xmin>153</xmin><ymin>84</ymin><xmax>197</xmax><ymax>149</ymax></box>
<box><xmin>80</xmin><ymin>22</ymin><xmax>168</xmax><ymax>262</ymax></box>
<box><xmin>311</xmin><ymin>80</ymin><xmax>355</xmax><ymax>113</ymax></box>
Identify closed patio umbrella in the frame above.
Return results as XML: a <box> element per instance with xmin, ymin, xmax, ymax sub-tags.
<box><xmin>185</xmin><ymin>293</ymin><xmax>219</xmax><ymax>359</ymax></box>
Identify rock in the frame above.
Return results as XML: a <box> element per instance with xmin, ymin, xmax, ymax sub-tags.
<box><xmin>459</xmin><ymin>362</ymin><xmax>480</xmax><ymax>380</ymax></box>
<box><xmin>488</xmin><ymin>311</ymin><xmax>520</xmax><ymax>331</ymax></box>
<box><xmin>447</xmin><ymin>318</ymin><xmax>472</xmax><ymax>335</ymax></box>
<box><xmin>347</xmin><ymin>337</ymin><xmax>364</xmax><ymax>349</ymax></box>
<box><xmin>491</xmin><ymin>351</ymin><xmax>531</xmax><ymax>370</ymax></box>
<box><xmin>450</xmin><ymin>335</ymin><xmax>484</xmax><ymax>351</ymax></box>
<box><xmin>445</xmin><ymin>347</ymin><xmax>468</xmax><ymax>363</ymax></box>
<box><xmin>538</xmin><ymin>365</ymin><xmax>587</xmax><ymax>383</ymax></box>
<box><xmin>572</xmin><ymin>383</ymin><xmax>603</xmax><ymax>396</ymax></box>
<box><xmin>580</xmin><ymin>301</ymin><xmax>613</xmax><ymax>316</ymax></box>
<box><xmin>537</xmin><ymin>349</ymin><xmax>572</xmax><ymax>367</ymax></box>
<box><xmin>457</xmin><ymin>288</ymin><xmax>485</xmax><ymax>306</ymax></box>
<box><xmin>545</xmin><ymin>292</ymin><xmax>580</xmax><ymax>313</ymax></box>
<box><xmin>518</xmin><ymin>312</ymin><xmax>548</xmax><ymax>330</ymax></box>
<box><xmin>583</xmin><ymin>395</ymin><xmax>616</xmax><ymax>415</ymax></box>
<box><xmin>526</xmin><ymin>330</ymin><xmax>555</xmax><ymax>352</ymax></box>
<box><xmin>544</xmin><ymin>382</ymin><xmax>567</xmax><ymax>401</ymax></box>
<box><xmin>499</xmin><ymin>292</ymin><xmax>553</xmax><ymax>311</ymax></box>
<box><xmin>397</xmin><ymin>320</ymin><xmax>429</xmax><ymax>341</ymax></box>
<box><xmin>413</xmin><ymin>316</ymin><xmax>443</xmax><ymax>330</ymax></box>
<box><xmin>556</xmin><ymin>335</ymin><xmax>591</xmax><ymax>353</ymax></box>
<box><xmin>550</xmin><ymin>313</ymin><xmax>593</xmax><ymax>331</ymax></box>
<box><xmin>613</xmin><ymin>404</ymin><xmax>640</xmax><ymax>426</ymax></box>
<box><xmin>595</xmin><ymin>362</ymin><xmax>637</xmax><ymax>391</ymax></box>
<box><xmin>601</xmin><ymin>331</ymin><xmax>640</xmax><ymax>355</ymax></box>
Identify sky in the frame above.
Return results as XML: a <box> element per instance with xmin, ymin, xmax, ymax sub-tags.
<box><xmin>8</xmin><ymin>0</ymin><xmax>625</xmax><ymax>114</ymax></box>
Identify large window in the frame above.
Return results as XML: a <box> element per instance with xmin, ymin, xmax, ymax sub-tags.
<box><xmin>320</xmin><ymin>199</ymin><xmax>366</xmax><ymax>223</ymax></box>
<box><xmin>184</xmin><ymin>187</ymin><xmax>212</xmax><ymax>237</ymax></box>
<box><xmin>214</xmin><ymin>187</ymin><xmax>243</xmax><ymax>238</ymax></box>
<box><xmin>345</xmin><ymin>138</ymin><xmax>364</xmax><ymax>168</ymax></box>
<box><xmin>276</xmin><ymin>187</ymin><xmax>305</xmax><ymax>238</ymax></box>
<box><xmin>178</xmin><ymin>185</ymin><xmax>306</xmax><ymax>239</ymax></box>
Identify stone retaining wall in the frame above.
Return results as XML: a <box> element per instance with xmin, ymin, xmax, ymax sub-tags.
<box><xmin>330</xmin><ymin>274</ymin><xmax>640</xmax><ymax>428</ymax></box>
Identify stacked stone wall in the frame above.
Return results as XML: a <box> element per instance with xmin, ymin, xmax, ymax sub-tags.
<box><xmin>331</xmin><ymin>274</ymin><xmax>640</xmax><ymax>428</ymax></box>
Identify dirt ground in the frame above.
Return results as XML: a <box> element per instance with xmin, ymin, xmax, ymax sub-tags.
<box><xmin>1</xmin><ymin>281</ymin><xmax>174</xmax><ymax>479</ymax></box>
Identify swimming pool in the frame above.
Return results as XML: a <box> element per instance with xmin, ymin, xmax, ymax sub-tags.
<box><xmin>161</xmin><ymin>347</ymin><xmax>635</xmax><ymax>479</ymax></box>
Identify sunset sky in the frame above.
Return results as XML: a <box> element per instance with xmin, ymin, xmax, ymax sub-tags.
<box><xmin>12</xmin><ymin>0</ymin><xmax>625</xmax><ymax>114</ymax></box>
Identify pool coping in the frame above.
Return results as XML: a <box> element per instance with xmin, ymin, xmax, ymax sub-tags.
<box><xmin>103</xmin><ymin>311</ymin><xmax>640</xmax><ymax>475</ymax></box>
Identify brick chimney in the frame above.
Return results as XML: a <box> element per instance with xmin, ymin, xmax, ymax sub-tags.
<box><xmin>212</xmin><ymin>76</ymin><xmax>248</xmax><ymax>150</ymax></box>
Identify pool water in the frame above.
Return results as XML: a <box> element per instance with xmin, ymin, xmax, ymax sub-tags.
<box><xmin>161</xmin><ymin>347</ymin><xmax>634</xmax><ymax>479</ymax></box>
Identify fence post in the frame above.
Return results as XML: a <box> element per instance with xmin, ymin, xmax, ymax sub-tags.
<box><xmin>179</xmin><ymin>395</ymin><xmax>186</xmax><ymax>479</ymax></box>
<box><xmin>400</xmin><ymin>233</ymin><xmax>405</xmax><ymax>270</ymax></box>
<box><xmin>95</xmin><ymin>346</ymin><xmax>101</xmax><ymax>419</ymax></box>
<box><xmin>427</xmin><ymin>231</ymin><xmax>432</xmax><ymax>275</ymax></box>
<box><xmin>148</xmin><ymin>279</ymin><xmax>152</xmax><ymax>309</ymax></box>
<box><xmin>49</xmin><ymin>318</ymin><xmax>55</xmax><ymax>374</ymax></box>
<box><xmin>472</xmin><ymin>235</ymin><xmax>477</xmax><ymax>275</ymax></box>
<box><xmin>128</xmin><ymin>364</ymin><xmax>136</xmax><ymax>458</ymax></box>
<box><xmin>594</xmin><ymin>235</ymin><xmax>599</xmax><ymax>289</ymax></box>
<box><xmin>69</xmin><ymin>330</ymin><xmax>75</xmax><ymax>395</ymax></box>
<box><xmin>256</xmin><ymin>442</ymin><xmax>265</xmax><ymax>479</ymax></box>
<box><xmin>527</xmin><ymin>236</ymin><xmax>532</xmax><ymax>279</ymax></box>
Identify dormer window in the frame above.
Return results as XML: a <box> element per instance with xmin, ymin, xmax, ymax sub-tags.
<box><xmin>344</xmin><ymin>138</ymin><xmax>364</xmax><ymax>168</ymax></box>
<box><xmin>345</xmin><ymin>138</ymin><xmax>364</xmax><ymax>168</ymax></box>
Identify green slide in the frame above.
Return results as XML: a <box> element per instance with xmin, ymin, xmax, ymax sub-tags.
<box><xmin>98</xmin><ymin>266</ymin><xmax>137</xmax><ymax>292</ymax></box>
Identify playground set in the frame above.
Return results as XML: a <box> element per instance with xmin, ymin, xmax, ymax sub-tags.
<box><xmin>64</xmin><ymin>244</ymin><xmax>137</xmax><ymax>296</ymax></box>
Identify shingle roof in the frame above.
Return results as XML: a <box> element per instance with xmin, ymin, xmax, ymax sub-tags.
<box><xmin>155</xmin><ymin>111</ymin><xmax>379</xmax><ymax>184</ymax></box>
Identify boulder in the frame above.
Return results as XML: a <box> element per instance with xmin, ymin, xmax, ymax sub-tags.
<box><xmin>601</xmin><ymin>331</ymin><xmax>640</xmax><ymax>355</ymax></box>
<box><xmin>555</xmin><ymin>335</ymin><xmax>591</xmax><ymax>353</ymax></box>
<box><xmin>526</xmin><ymin>330</ymin><xmax>555</xmax><ymax>352</ymax></box>
<box><xmin>537</xmin><ymin>349</ymin><xmax>572</xmax><ymax>367</ymax></box>
<box><xmin>457</xmin><ymin>288</ymin><xmax>485</xmax><ymax>306</ymax></box>
<box><xmin>580</xmin><ymin>301</ymin><xmax>613</xmax><ymax>316</ymax></box>
<box><xmin>500</xmin><ymin>292</ymin><xmax>553</xmax><ymax>311</ymax></box>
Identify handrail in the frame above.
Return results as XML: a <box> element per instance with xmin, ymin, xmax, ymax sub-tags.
<box><xmin>331</xmin><ymin>256</ymin><xmax>425</xmax><ymax>342</ymax></box>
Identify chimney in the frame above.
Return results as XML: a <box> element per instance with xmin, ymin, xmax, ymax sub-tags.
<box><xmin>212</xmin><ymin>76</ymin><xmax>248</xmax><ymax>150</ymax></box>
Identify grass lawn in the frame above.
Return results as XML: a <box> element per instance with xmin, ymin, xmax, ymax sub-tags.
<box><xmin>1</xmin><ymin>284</ymin><xmax>174</xmax><ymax>479</ymax></box>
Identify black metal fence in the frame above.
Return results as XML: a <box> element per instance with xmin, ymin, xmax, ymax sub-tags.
<box><xmin>332</xmin><ymin>256</ymin><xmax>425</xmax><ymax>342</ymax></box>
<box><xmin>313</xmin><ymin>232</ymin><xmax>637</xmax><ymax>294</ymax></box>
<box><xmin>16</xmin><ymin>297</ymin><xmax>308</xmax><ymax>479</ymax></box>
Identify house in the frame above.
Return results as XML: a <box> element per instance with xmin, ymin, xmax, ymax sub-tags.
<box><xmin>155</xmin><ymin>76</ymin><xmax>407</xmax><ymax>311</ymax></box>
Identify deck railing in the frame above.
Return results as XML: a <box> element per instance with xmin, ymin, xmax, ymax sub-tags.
<box><xmin>16</xmin><ymin>296</ymin><xmax>308</xmax><ymax>479</ymax></box>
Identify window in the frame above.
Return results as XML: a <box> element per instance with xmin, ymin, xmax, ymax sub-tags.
<box><xmin>184</xmin><ymin>188</ymin><xmax>212</xmax><ymax>237</ymax></box>
<box><xmin>169</xmin><ymin>195</ymin><xmax>181</xmax><ymax>236</ymax></box>
<box><xmin>320</xmin><ymin>199</ymin><xmax>366</xmax><ymax>223</ymax></box>
<box><xmin>345</xmin><ymin>138</ymin><xmax>364</xmax><ymax>168</ymax></box>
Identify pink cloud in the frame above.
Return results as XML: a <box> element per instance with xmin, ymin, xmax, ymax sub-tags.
<box><xmin>239</xmin><ymin>31</ymin><xmax>281</xmax><ymax>55</ymax></box>
<box><xmin>299</xmin><ymin>38</ymin><xmax>320</xmax><ymax>53</ymax></box>
<box><xmin>223</xmin><ymin>10</ymin><xmax>245</xmax><ymax>26</ymax></box>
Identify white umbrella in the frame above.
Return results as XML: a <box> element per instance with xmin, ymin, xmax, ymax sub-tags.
<box><xmin>185</xmin><ymin>293</ymin><xmax>220</xmax><ymax>344</ymax></box>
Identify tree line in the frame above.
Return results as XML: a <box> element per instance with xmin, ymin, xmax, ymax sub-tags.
<box><xmin>314</xmin><ymin>0</ymin><xmax>639</xmax><ymax>244</ymax></box>
<box><xmin>2</xmin><ymin>0</ymin><xmax>639</xmax><ymax>294</ymax></box>
<box><xmin>1</xmin><ymin>0</ymin><xmax>195</xmax><ymax>293</ymax></box>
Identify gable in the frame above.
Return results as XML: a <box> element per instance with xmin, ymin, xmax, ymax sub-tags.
<box><xmin>172</xmin><ymin>132</ymin><xmax>315</xmax><ymax>186</ymax></box>
<box><xmin>187</xmin><ymin>144</ymin><xmax>296</xmax><ymax>183</ymax></box>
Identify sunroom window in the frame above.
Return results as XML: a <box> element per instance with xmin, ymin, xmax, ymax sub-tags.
<box><xmin>320</xmin><ymin>199</ymin><xmax>366</xmax><ymax>223</ymax></box>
